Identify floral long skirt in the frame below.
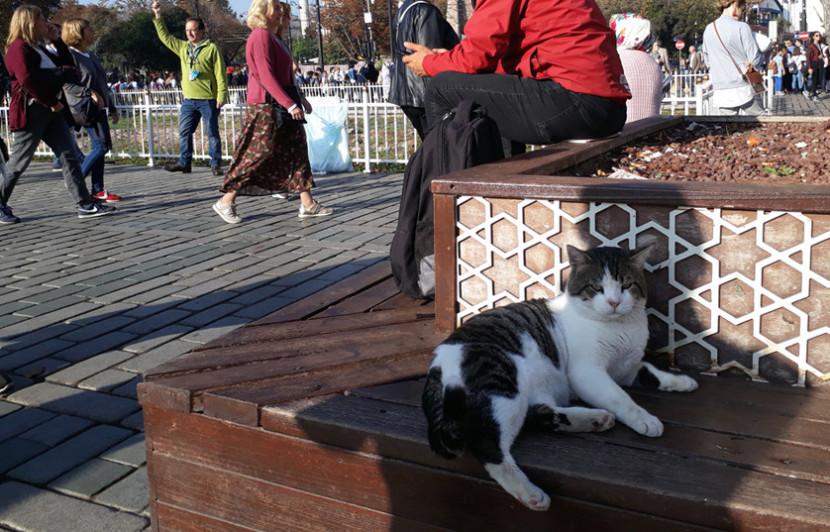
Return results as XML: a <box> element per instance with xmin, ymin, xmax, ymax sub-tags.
<box><xmin>220</xmin><ymin>103</ymin><xmax>315</xmax><ymax>196</ymax></box>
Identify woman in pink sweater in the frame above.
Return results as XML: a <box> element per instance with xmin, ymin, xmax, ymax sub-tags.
<box><xmin>213</xmin><ymin>0</ymin><xmax>332</xmax><ymax>224</ymax></box>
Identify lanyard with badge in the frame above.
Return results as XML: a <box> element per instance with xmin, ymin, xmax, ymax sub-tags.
<box><xmin>187</xmin><ymin>43</ymin><xmax>201</xmax><ymax>81</ymax></box>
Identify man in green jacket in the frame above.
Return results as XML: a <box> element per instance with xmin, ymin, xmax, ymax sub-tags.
<box><xmin>152</xmin><ymin>1</ymin><xmax>228</xmax><ymax>175</ymax></box>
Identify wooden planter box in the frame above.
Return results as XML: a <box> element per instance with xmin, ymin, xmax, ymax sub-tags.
<box><xmin>432</xmin><ymin>116</ymin><xmax>830</xmax><ymax>387</ymax></box>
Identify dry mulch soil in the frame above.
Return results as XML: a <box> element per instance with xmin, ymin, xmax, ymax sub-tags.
<box><xmin>565</xmin><ymin>121</ymin><xmax>830</xmax><ymax>185</ymax></box>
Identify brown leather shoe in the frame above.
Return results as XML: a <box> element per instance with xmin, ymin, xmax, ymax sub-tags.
<box><xmin>163</xmin><ymin>162</ymin><xmax>191</xmax><ymax>173</ymax></box>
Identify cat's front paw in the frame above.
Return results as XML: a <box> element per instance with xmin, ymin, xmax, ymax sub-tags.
<box><xmin>517</xmin><ymin>487</ymin><xmax>551</xmax><ymax>511</ymax></box>
<box><xmin>660</xmin><ymin>374</ymin><xmax>699</xmax><ymax>393</ymax></box>
<box><xmin>628</xmin><ymin>411</ymin><xmax>663</xmax><ymax>437</ymax></box>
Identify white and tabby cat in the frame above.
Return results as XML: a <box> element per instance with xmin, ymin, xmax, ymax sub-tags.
<box><xmin>422</xmin><ymin>244</ymin><xmax>698</xmax><ymax>511</ymax></box>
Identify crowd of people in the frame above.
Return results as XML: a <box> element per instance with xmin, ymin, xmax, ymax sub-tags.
<box><xmin>768</xmin><ymin>33</ymin><xmax>827</xmax><ymax>100</ymax></box>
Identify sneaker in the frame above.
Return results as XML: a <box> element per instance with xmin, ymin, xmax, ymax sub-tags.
<box><xmin>91</xmin><ymin>189</ymin><xmax>122</xmax><ymax>202</ymax></box>
<box><xmin>0</xmin><ymin>372</ymin><xmax>12</xmax><ymax>395</ymax></box>
<box><xmin>77</xmin><ymin>201</ymin><xmax>116</xmax><ymax>219</ymax></box>
<box><xmin>51</xmin><ymin>163</ymin><xmax>62</xmax><ymax>172</ymax></box>
<box><xmin>213</xmin><ymin>200</ymin><xmax>241</xmax><ymax>224</ymax></box>
<box><xmin>298</xmin><ymin>201</ymin><xmax>334</xmax><ymax>218</ymax></box>
<box><xmin>271</xmin><ymin>191</ymin><xmax>292</xmax><ymax>200</ymax></box>
<box><xmin>163</xmin><ymin>162</ymin><xmax>191</xmax><ymax>173</ymax></box>
<box><xmin>0</xmin><ymin>204</ymin><xmax>20</xmax><ymax>224</ymax></box>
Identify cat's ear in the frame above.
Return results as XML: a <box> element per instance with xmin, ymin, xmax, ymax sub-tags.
<box><xmin>566</xmin><ymin>245</ymin><xmax>591</xmax><ymax>267</ymax></box>
<box><xmin>629</xmin><ymin>242</ymin><xmax>655</xmax><ymax>269</ymax></box>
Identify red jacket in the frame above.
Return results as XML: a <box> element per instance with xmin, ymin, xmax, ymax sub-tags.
<box><xmin>422</xmin><ymin>0</ymin><xmax>631</xmax><ymax>103</ymax></box>
<box><xmin>5</xmin><ymin>39</ymin><xmax>63</xmax><ymax>131</ymax></box>
<box><xmin>245</xmin><ymin>29</ymin><xmax>296</xmax><ymax>111</ymax></box>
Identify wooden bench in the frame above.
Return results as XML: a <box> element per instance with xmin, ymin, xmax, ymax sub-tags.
<box><xmin>140</xmin><ymin>259</ymin><xmax>830</xmax><ymax>531</ymax></box>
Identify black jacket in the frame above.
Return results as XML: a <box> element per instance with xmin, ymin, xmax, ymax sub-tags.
<box><xmin>388</xmin><ymin>0</ymin><xmax>459</xmax><ymax>108</ymax></box>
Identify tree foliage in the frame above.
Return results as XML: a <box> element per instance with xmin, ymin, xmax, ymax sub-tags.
<box><xmin>597</xmin><ymin>0</ymin><xmax>718</xmax><ymax>48</ymax></box>
<box><xmin>320</xmin><ymin>0</ymin><xmax>394</xmax><ymax>60</ymax></box>
<box><xmin>1</xmin><ymin>0</ymin><xmax>61</xmax><ymax>48</ymax></box>
<box><xmin>96</xmin><ymin>8</ymin><xmax>189</xmax><ymax>73</ymax></box>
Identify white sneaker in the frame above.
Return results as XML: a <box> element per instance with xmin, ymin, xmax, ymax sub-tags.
<box><xmin>298</xmin><ymin>201</ymin><xmax>333</xmax><ymax>218</ymax></box>
<box><xmin>271</xmin><ymin>191</ymin><xmax>291</xmax><ymax>200</ymax></box>
<box><xmin>213</xmin><ymin>200</ymin><xmax>241</xmax><ymax>224</ymax></box>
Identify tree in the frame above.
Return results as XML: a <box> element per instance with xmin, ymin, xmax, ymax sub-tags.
<box><xmin>96</xmin><ymin>8</ymin><xmax>190</xmax><ymax>74</ymax></box>
<box><xmin>320</xmin><ymin>0</ymin><xmax>392</xmax><ymax>60</ymax></box>
<box><xmin>52</xmin><ymin>0</ymin><xmax>120</xmax><ymax>45</ymax></box>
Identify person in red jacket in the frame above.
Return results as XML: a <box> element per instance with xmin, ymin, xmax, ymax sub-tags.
<box><xmin>805</xmin><ymin>31</ymin><xmax>823</xmax><ymax>101</ymax></box>
<box><xmin>402</xmin><ymin>0</ymin><xmax>631</xmax><ymax>154</ymax></box>
<box><xmin>2</xmin><ymin>5</ymin><xmax>115</xmax><ymax>223</ymax></box>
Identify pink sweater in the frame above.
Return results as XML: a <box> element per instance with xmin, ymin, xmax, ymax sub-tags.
<box><xmin>245</xmin><ymin>28</ymin><xmax>296</xmax><ymax>110</ymax></box>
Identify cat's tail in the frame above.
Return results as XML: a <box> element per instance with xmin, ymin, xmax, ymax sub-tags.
<box><xmin>422</xmin><ymin>365</ymin><xmax>467</xmax><ymax>459</ymax></box>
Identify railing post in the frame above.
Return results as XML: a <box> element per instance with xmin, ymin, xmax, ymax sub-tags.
<box><xmin>144</xmin><ymin>88</ymin><xmax>155</xmax><ymax>167</ymax></box>
<box><xmin>362</xmin><ymin>86</ymin><xmax>371</xmax><ymax>173</ymax></box>
<box><xmin>695</xmin><ymin>83</ymin><xmax>704</xmax><ymax>115</ymax></box>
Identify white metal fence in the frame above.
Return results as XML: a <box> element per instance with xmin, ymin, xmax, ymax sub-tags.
<box><xmin>0</xmin><ymin>73</ymin><xmax>775</xmax><ymax>173</ymax></box>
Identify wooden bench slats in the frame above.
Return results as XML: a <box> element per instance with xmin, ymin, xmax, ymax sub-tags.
<box><xmin>144</xmin><ymin>306</ymin><xmax>436</xmax><ymax>380</ymax></box>
<box><xmin>153</xmin><ymin>504</ymin><xmax>259</xmax><ymax>532</ymax></box>
<box><xmin>144</xmin><ymin>407</ymin><xmax>717</xmax><ymax>532</ymax></box>
<box><xmin>245</xmin><ymin>259</ymin><xmax>393</xmax><ymax>326</ymax></box>
<box><xmin>312</xmin><ymin>277</ymin><xmax>409</xmax><ymax>318</ymax></box>
<box><xmin>200</xmin><ymin>350</ymin><xmax>435</xmax><ymax>426</ymax></box>
<box><xmin>259</xmin><ymin>392</ymin><xmax>830</xmax><ymax>530</ymax></box>
<box><xmin>150</xmin><ymin>454</ymin><xmax>445</xmax><ymax>532</ymax></box>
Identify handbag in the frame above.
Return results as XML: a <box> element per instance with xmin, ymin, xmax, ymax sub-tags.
<box><xmin>68</xmin><ymin>95</ymin><xmax>98</xmax><ymax>127</ymax></box>
<box><xmin>250</xmin><ymin>72</ymin><xmax>306</xmax><ymax>126</ymax></box>
<box><xmin>714</xmin><ymin>21</ymin><xmax>765</xmax><ymax>94</ymax></box>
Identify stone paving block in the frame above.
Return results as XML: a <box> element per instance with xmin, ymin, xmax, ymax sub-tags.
<box><xmin>16</xmin><ymin>357</ymin><xmax>70</xmax><ymax>381</ymax></box>
<box><xmin>94</xmin><ymin>466</ymin><xmax>149</xmax><ymax>512</ymax></box>
<box><xmin>0</xmin><ymin>313</ymin><xmax>28</xmax><ymax>329</ymax></box>
<box><xmin>0</xmin><ymin>338</ymin><xmax>76</xmax><ymax>371</ymax></box>
<box><xmin>179</xmin><ymin>315</ymin><xmax>250</xmax><ymax>345</ymax></box>
<box><xmin>87</xmin><ymin>275</ymin><xmax>180</xmax><ymax>304</ymax></box>
<box><xmin>175</xmin><ymin>289</ymin><xmax>240</xmax><ymax>310</ymax></box>
<box><xmin>120</xmin><ymin>410</ymin><xmax>144</xmax><ymax>432</ymax></box>
<box><xmin>54</xmin><ymin>331</ymin><xmax>139</xmax><ymax>363</ymax></box>
<box><xmin>0</xmin><ymin>300</ymin><xmax>36</xmax><ymax>315</ymax></box>
<box><xmin>172</xmin><ymin>271</ymin><xmax>233</xmax><ymax>290</ymax></box>
<box><xmin>18</xmin><ymin>414</ymin><xmax>94</xmax><ymax>447</ymax></box>
<box><xmin>124</xmin><ymin>262</ymin><xmax>191</xmax><ymax>282</ymax></box>
<box><xmin>59</xmin><ymin>315</ymin><xmax>137</xmax><ymax>342</ymax></box>
<box><xmin>121</xmin><ymin>309</ymin><xmax>191</xmax><ymax>335</ymax></box>
<box><xmin>20</xmin><ymin>283</ymin><xmax>90</xmax><ymax>304</ymax></box>
<box><xmin>7</xmin><ymin>382</ymin><xmax>140</xmax><ymax>423</ymax></box>
<box><xmin>0</xmin><ymin>438</ymin><xmax>50</xmax><ymax>473</ymax></box>
<box><xmin>64</xmin><ymin>302</ymin><xmax>139</xmax><ymax>326</ymax></box>
<box><xmin>0</xmin><ymin>481</ymin><xmax>149</xmax><ymax>532</ymax></box>
<box><xmin>14</xmin><ymin>294</ymin><xmax>98</xmax><ymax>319</ymax></box>
<box><xmin>79</xmin><ymin>369</ymin><xmax>138</xmax><ymax>393</ymax></box>
<box><xmin>50</xmin><ymin>458</ymin><xmax>133</xmax><ymax>499</ymax></box>
<box><xmin>7</xmin><ymin>424</ymin><xmax>133</xmax><ymax>485</ymax></box>
<box><xmin>101</xmin><ymin>433</ymin><xmax>147</xmax><ymax>467</ymax></box>
<box><xmin>0</xmin><ymin>305</ymin><xmax>97</xmax><ymax>342</ymax></box>
<box><xmin>179</xmin><ymin>302</ymin><xmax>244</xmax><ymax>328</ymax></box>
<box><xmin>0</xmin><ymin>407</ymin><xmax>57</xmax><ymax>442</ymax></box>
<box><xmin>48</xmin><ymin>351</ymin><xmax>133</xmax><ymax>386</ymax></box>
<box><xmin>0</xmin><ymin>400</ymin><xmax>22</xmax><ymax>417</ymax></box>
<box><xmin>121</xmin><ymin>325</ymin><xmax>193</xmax><ymax>355</ymax></box>
<box><xmin>122</xmin><ymin>296</ymin><xmax>181</xmax><ymax>319</ymax></box>
<box><xmin>125</xmin><ymin>284</ymin><xmax>189</xmax><ymax>305</ymax></box>
<box><xmin>112</xmin><ymin>376</ymin><xmax>141</xmax><ymax>399</ymax></box>
<box><xmin>118</xmin><ymin>340</ymin><xmax>196</xmax><ymax>373</ymax></box>
<box><xmin>233</xmin><ymin>296</ymin><xmax>294</xmax><ymax>320</ymax></box>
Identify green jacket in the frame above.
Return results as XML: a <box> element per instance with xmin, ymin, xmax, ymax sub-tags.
<box><xmin>153</xmin><ymin>17</ymin><xmax>228</xmax><ymax>103</ymax></box>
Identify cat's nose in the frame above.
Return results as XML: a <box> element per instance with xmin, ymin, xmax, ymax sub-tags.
<box><xmin>609</xmin><ymin>300</ymin><xmax>620</xmax><ymax>310</ymax></box>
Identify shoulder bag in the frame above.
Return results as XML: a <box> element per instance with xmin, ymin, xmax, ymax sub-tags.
<box><xmin>714</xmin><ymin>21</ymin><xmax>765</xmax><ymax>93</ymax></box>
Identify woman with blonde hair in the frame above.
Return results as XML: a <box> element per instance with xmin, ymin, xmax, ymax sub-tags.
<box><xmin>2</xmin><ymin>5</ymin><xmax>115</xmax><ymax>223</ymax></box>
<box><xmin>62</xmin><ymin>18</ymin><xmax>122</xmax><ymax>202</ymax></box>
<box><xmin>213</xmin><ymin>0</ymin><xmax>332</xmax><ymax>223</ymax></box>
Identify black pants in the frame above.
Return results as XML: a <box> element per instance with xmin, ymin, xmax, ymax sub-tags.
<box><xmin>401</xmin><ymin>105</ymin><xmax>428</xmax><ymax>140</ymax></box>
<box><xmin>424</xmin><ymin>71</ymin><xmax>627</xmax><ymax>149</ymax></box>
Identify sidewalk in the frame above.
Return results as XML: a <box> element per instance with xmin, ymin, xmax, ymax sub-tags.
<box><xmin>0</xmin><ymin>163</ymin><xmax>403</xmax><ymax>531</ymax></box>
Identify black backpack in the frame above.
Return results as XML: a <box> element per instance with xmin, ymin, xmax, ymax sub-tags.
<box><xmin>390</xmin><ymin>100</ymin><xmax>504</xmax><ymax>299</ymax></box>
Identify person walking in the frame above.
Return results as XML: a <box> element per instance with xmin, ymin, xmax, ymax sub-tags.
<box><xmin>152</xmin><ymin>0</ymin><xmax>228</xmax><ymax>176</ymax></box>
<box><xmin>805</xmin><ymin>31</ymin><xmax>823</xmax><ymax>101</ymax></box>
<box><xmin>401</xmin><ymin>0</ymin><xmax>631</xmax><ymax>155</ymax></box>
<box><xmin>2</xmin><ymin>5</ymin><xmax>115</xmax><ymax>223</ymax></box>
<box><xmin>62</xmin><ymin>18</ymin><xmax>122</xmax><ymax>202</ymax></box>
<box><xmin>388</xmin><ymin>0</ymin><xmax>459</xmax><ymax>139</ymax></box>
<box><xmin>688</xmin><ymin>45</ymin><xmax>705</xmax><ymax>73</ymax></box>
<box><xmin>213</xmin><ymin>0</ymin><xmax>333</xmax><ymax>224</ymax></box>
<box><xmin>701</xmin><ymin>0</ymin><xmax>764</xmax><ymax>116</ymax></box>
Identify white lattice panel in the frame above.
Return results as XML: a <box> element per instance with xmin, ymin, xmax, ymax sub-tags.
<box><xmin>455</xmin><ymin>197</ymin><xmax>830</xmax><ymax>386</ymax></box>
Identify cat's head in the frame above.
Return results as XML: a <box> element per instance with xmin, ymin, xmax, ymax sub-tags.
<box><xmin>565</xmin><ymin>244</ymin><xmax>653</xmax><ymax>318</ymax></box>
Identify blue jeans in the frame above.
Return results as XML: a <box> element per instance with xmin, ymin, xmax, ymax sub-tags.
<box><xmin>179</xmin><ymin>98</ymin><xmax>222</xmax><ymax>167</ymax></box>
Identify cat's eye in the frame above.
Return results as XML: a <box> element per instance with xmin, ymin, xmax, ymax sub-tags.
<box><xmin>622</xmin><ymin>282</ymin><xmax>633</xmax><ymax>290</ymax></box>
<box><xmin>591</xmin><ymin>284</ymin><xmax>603</xmax><ymax>292</ymax></box>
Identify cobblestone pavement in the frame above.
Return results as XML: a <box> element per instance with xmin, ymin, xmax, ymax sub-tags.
<box><xmin>2</xmin><ymin>96</ymin><xmax>829</xmax><ymax>532</ymax></box>
<box><xmin>0</xmin><ymin>163</ymin><xmax>402</xmax><ymax>531</ymax></box>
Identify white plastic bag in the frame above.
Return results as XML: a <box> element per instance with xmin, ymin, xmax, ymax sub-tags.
<box><xmin>304</xmin><ymin>97</ymin><xmax>353</xmax><ymax>174</ymax></box>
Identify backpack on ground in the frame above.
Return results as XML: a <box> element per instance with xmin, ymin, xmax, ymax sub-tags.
<box><xmin>390</xmin><ymin>100</ymin><xmax>505</xmax><ymax>299</ymax></box>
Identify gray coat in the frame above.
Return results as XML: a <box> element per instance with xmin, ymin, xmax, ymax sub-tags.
<box><xmin>388</xmin><ymin>0</ymin><xmax>459</xmax><ymax>108</ymax></box>
<box><xmin>63</xmin><ymin>48</ymin><xmax>113</xmax><ymax>112</ymax></box>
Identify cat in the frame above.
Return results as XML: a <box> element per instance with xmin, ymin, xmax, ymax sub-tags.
<box><xmin>422</xmin><ymin>243</ymin><xmax>698</xmax><ymax>511</ymax></box>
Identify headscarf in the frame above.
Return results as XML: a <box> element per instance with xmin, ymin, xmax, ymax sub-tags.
<box><xmin>609</xmin><ymin>13</ymin><xmax>654</xmax><ymax>52</ymax></box>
